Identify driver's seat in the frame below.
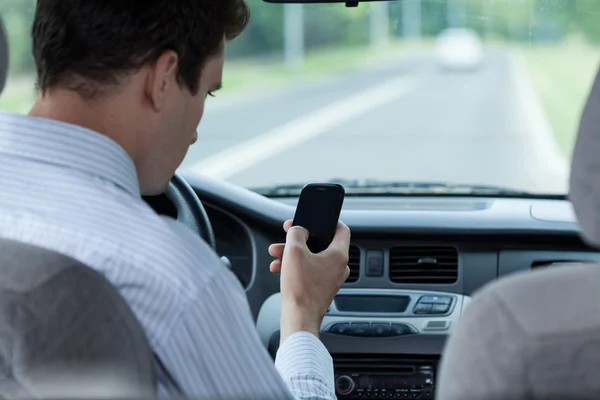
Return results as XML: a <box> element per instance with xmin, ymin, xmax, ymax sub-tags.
<box><xmin>0</xmin><ymin>14</ymin><xmax>156</xmax><ymax>399</ymax></box>
<box><xmin>0</xmin><ymin>238</ymin><xmax>157</xmax><ymax>399</ymax></box>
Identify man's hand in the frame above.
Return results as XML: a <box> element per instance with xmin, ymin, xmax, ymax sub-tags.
<box><xmin>268</xmin><ymin>220</ymin><xmax>351</xmax><ymax>343</ymax></box>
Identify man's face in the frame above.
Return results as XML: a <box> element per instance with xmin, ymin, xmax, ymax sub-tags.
<box><xmin>138</xmin><ymin>42</ymin><xmax>225</xmax><ymax>195</ymax></box>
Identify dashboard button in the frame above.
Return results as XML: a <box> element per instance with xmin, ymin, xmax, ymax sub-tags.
<box><xmin>413</xmin><ymin>303</ymin><xmax>433</xmax><ymax>314</ymax></box>
<box><xmin>431</xmin><ymin>304</ymin><xmax>450</xmax><ymax>314</ymax></box>
<box><xmin>335</xmin><ymin>375</ymin><xmax>355</xmax><ymax>396</ymax></box>
<box><xmin>329</xmin><ymin>323</ymin><xmax>350</xmax><ymax>334</ymax></box>
<box><xmin>419</xmin><ymin>295</ymin><xmax>451</xmax><ymax>305</ymax></box>
<box><xmin>371</xmin><ymin>323</ymin><xmax>391</xmax><ymax>336</ymax></box>
<box><xmin>366</xmin><ymin>250</ymin><xmax>384</xmax><ymax>277</ymax></box>
<box><xmin>423</xmin><ymin>319</ymin><xmax>450</xmax><ymax>331</ymax></box>
<box><xmin>417</xmin><ymin>296</ymin><xmax>434</xmax><ymax>304</ymax></box>
<box><xmin>350</xmin><ymin>322</ymin><xmax>370</xmax><ymax>336</ymax></box>
<box><xmin>391</xmin><ymin>323</ymin><xmax>411</xmax><ymax>335</ymax></box>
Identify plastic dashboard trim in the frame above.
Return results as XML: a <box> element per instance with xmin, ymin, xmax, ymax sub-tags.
<box><xmin>268</xmin><ymin>331</ymin><xmax>448</xmax><ymax>359</ymax></box>
<box><xmin>257</xmin><ymin>290</ymin><xmax>470</xmax><ymax>357</ymax></box>
<box><xmin>182</xmin><ymin>172</ymin><xmax>582</xmax><ymax>235</ymax></box>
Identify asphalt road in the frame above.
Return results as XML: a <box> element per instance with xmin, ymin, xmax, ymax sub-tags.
<box><xmin>181</xmin><ymin>51</ymin><xmax>569</xmax><ymax>194</ymax></box>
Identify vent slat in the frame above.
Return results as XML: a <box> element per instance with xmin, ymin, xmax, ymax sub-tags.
<box><xmin>389</xmin><ymin>263</ymin><xmax>457</xmax><ymax>267</ymax></box>
<box><xmin>346</xmin><ymin>245</ymin><xmax>360</xmax><ymax>283</ymax></box>
<box><xmin>391</xmin><ymin>271</ymin><xmax>457</xmax><ymax>276</ymax></box>
<box><xmin>389</xmin><ymin>277</ymin><xmax>456</xmax><ymax>283</ymax></box>
<box><xmin>390</xmin><ymin>258</ymin><xmax>456</xmax><ymax>261</ymax></box>
<box><xmin>390</xmin><ymin>251</ymin><xmax>456</xmax><ymax>256</ymax></box>
<box><xmin>389</xmin><ymin>246</ymin><xmax>458</xmax><ymax>284</ymax></box>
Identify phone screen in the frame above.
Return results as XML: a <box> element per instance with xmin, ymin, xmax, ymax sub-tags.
<box><xmin>292</xmin><ymin>184</ymin><xmax>345</xmax><ymax>253</ymax></box>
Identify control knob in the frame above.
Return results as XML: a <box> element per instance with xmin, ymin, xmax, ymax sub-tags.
<box><xmin>335</xmin><ymin>375</ymin><xmax>355</xmax><ymax>396</ymax></box>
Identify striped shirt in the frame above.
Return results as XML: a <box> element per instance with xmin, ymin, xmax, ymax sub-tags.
<box><xmin>0</xmin><ymin>110</ymin><xmax>335</xmax><ymax>400</ymax></box>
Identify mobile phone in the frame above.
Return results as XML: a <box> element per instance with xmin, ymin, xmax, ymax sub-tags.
<box><xmin>292</xmin><ymin>183</ymin><xmax>345</xmax><ymax>253</ymax></box>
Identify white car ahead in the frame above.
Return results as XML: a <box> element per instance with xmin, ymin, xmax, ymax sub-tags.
<box><xmin>435</xmin><ymin>28</ymin><xmax>484</xmax><ymax>71</ymax></box>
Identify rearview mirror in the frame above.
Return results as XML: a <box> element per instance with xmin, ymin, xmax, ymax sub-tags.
<box><xmin>263</xmin><ymin>0</ymin><xmax>398</xmax><ymax>6</ymax></box>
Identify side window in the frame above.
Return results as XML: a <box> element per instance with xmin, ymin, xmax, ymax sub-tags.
<box><xmin>0</xmin><ymin>1</ymin><xmax>36</xmax><ymax>113</ymax></box>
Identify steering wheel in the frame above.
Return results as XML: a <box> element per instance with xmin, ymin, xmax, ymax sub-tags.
<box><xmin>165</xmin><ymin>172</ymin><xmax>217</xmax><ymax>251</ymax></box>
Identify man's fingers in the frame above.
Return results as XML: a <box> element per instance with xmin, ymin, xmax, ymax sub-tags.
<box><xmin>330</xmin><ymin>221</ymin><xmax>351</xmax><ymax>250</ymax></box>
<box><xmin>344</xmin><ymin>265</ymin><xmax>351</xmax><ymax>280</ymax></box>
<box><xmin>283</xmin><ymin>219</ymin><xmax>293</xmax><ymax>232</ymax></box>
<box><xmin>318</xmin><ymin>221</ymin><xmax>351</xmax><ymax>261</ymax></box>
<box><xmin>270</xmin><ymin>259</ymin><xmax>282</xmax><ymax>274</ymax></box>
<box><xmin>268</xmin><ymin>243</ymin><xmax>285</xmax><ymax>259</ymax></box>
<box><xmin>286</xmin><ymin>225</ymin><xmax>309</xmax><ymax>245</ymax></box>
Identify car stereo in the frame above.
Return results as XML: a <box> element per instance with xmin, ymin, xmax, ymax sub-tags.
<box><xmin>334</xmin><ymin>363</ymin><xmax>435</xmax><ymax>399</ymax></box>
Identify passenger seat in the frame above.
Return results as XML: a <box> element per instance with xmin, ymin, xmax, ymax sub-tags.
<box><xmin>436</xmin><ymin>263</ymin><xmax>600</xmax><ymax>400</ymax></box>
<box><xmin>436</xmin><ymin>65</ymin><xmax>600</xmax><ymax>400</ymax></box>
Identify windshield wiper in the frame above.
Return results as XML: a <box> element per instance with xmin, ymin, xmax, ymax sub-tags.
<box><xmin>249</xmin><ymin>178</ymin><xmax>533</xmax><ymax>197</ymax></box>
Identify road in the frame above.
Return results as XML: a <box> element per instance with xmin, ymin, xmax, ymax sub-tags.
<box><xmin>181</xmin><ymin>50</ymin><xmax>569</xmax><ymax>194</ymax></box>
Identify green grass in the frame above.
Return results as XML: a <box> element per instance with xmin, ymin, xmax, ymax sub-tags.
<box><xmin>0</xmin><ymin>75</ymin><xmax>36</xmax><ymax>113</ymax></box>
<box><xmin>221</xmin><ymin>39</ymin><xmax>428</xmax><ymax>95</ymax></box>
<box><xmin>522</xmin><ymin>44</ymin><xmax>600</xmax><ymax>158</ymax></box>
<box><xmin>0</xmin><ymin>40</ymin><xmax>427</xmax><ymax>113</ymax></box>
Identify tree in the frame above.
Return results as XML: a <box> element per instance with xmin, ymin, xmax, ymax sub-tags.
<box><xmin>1</xmin><ymin>0</ymin><xmax>36</xmax><ymax>73</ymax></box>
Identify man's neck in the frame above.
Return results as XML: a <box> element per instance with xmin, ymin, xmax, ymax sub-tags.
<box><xmin>29</xmin><ymin>91</ymin><xmax>139</xmax><ymax>163</ymax></box>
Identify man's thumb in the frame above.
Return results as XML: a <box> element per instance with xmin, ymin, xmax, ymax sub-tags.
<box><xmin>286</xmin><ymin>225</ymin><xmax>309</xmax><ymax>245</ymax></box>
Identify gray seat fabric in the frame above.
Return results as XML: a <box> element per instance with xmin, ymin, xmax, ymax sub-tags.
<box><xmin>0</xmin><ymin>238</ymin><xmax>156</xmax><ymax>399</ymax></box>
<box><xmin>437</xmin><ymin>65</ymin><xmax>600</xmax><ymax>400</ymax></box>
<box><xmin>437</xmin><ymin>264</ymin><xmax>600</xmax><ymax>400</ymax></box>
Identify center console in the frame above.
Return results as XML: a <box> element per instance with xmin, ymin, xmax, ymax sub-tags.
<box><xmin>257</xmin><ymin>289</ymin><xmax>470</xmax><ymax>400</ymax></box>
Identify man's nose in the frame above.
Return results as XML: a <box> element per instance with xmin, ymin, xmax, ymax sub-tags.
<box><xmin>191</xmin><ymin>131</ymin><xmax>198</xmax><ymax>144</ymax></box>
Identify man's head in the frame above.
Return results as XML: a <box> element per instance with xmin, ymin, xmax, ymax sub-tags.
<box><xmin>30</xmin><ymin>0</ymin><xmax>249</xmax><ymax>195</ymax></box>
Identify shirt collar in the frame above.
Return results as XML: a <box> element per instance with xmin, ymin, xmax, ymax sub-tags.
<box><xmin>0</xmin><ymin>111</ymin><xmax>140</xmax><ymax>196</ymax></box>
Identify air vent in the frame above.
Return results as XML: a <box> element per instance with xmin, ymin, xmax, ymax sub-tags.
<box><xmin>346</xmin><ymin>245</ymin><xmax>360</xmax><ymax>283</ymax></box>
<box><xmin>389</xmin><ymin>246</ymin><xmax>458</xmax><ymax>284</ymax></box>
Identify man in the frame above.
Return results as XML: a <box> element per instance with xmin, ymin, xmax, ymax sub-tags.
<box><xmin>0</xmin><ymin>1</ymin><xmax>350</xmax><ymax>399</ymax></box>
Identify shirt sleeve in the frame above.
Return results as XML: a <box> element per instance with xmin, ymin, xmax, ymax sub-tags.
<box><xmin>154</xmin><ymin>247</ymin><xmax>336</xmax><ymax>400</ymax></box>
<box><xmin>275</xmin><ymin>331</ymin><xmax>336</xmax><ymax>399</ymax></box>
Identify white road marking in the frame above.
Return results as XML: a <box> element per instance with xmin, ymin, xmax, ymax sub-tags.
<box><xmin>509</xmin><ymin>50</ymin><xmax>569</xmax><ymax>192</ymax></box>
<box><xmin>204</xmin><ymin>74</ymin><xmax>349</xmax><ymax>113</ymax></box>
<box><xmin>187</xmin><ymin>74</ymin><xmax>422</xmax><ymax>179</ymax></box>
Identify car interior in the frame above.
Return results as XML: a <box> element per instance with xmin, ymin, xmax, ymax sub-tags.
<box><xmin>1</xmin><ymin>0</ymin><xmax>600</xmax><ymax>399</ymax></box>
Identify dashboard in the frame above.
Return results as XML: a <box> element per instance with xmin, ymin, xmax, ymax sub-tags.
<box><xmin>178</xmin><ymin>172</ymin><xmax>598</xmax><ymax>399</ymax></box>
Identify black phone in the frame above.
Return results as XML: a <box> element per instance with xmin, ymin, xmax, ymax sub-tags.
<box><xmin>292</xmin><ymin>183</ymin><xmax>345</xmax><ymax>253</ymax></box>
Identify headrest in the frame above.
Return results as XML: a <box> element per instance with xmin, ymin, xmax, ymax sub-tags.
<box><xmin>569</xmin><ymin>65</ymin><xmax>600</xmax><ymax>247</ymax></box>
<box><xmin>0</xmin><ymin>16</ymin><xmax>8</xmax><ymax>94</ymax></box>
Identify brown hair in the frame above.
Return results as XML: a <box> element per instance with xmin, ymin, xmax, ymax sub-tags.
<box><xmin>32</xmin><ymin>0</ymin><xmax>249</xmax><ymax>99</ymax></box>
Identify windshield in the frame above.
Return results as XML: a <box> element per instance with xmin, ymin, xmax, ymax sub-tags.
<box><xmin>1</xmin><ymin>0</ymin><xmax>597</xmax><ymax>195</ymax></box>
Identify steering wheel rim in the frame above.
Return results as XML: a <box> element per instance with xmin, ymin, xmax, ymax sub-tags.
<box><xmin>165</xmin><ymin>172</ymin><xmax>217</xmax><ymax>251</ymax></box>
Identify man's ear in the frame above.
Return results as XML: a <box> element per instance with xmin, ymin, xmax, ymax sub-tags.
<box><xmin>144</xmin><ymin>50</ymin><xmax>179</xmax><ymax>112</ymax></box>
